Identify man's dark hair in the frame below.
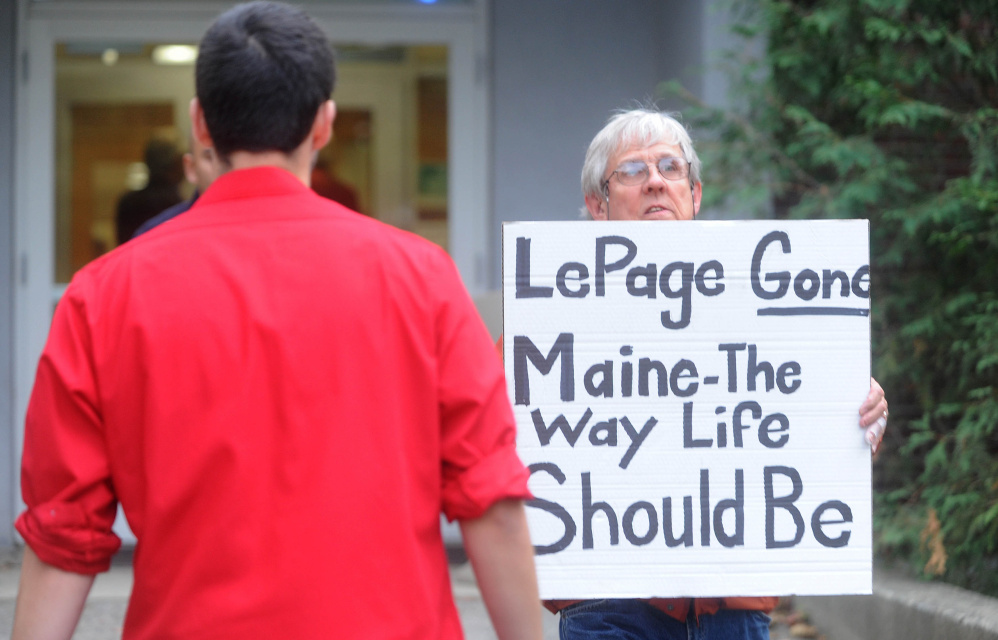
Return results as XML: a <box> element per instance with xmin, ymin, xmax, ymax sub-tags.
<box><xmin>195</xmin><ymin>1</ymin><xmax>335</xmax><ymax>158</ymax></box>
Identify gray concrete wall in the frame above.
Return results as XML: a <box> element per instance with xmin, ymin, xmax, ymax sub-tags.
<box><xmin>794</xmin><ymin>568</ymin><xmax>998</xmax><ymax>640</ymax></box>
<box><xmin>489</xmin><ymin>0</ymin><xmax>706</xmax><ymax>287</ymax></box>
<box><xmin>0</xmin><ymin>0</ymin><xmax>17</xmax><ymax>548</ymax></box>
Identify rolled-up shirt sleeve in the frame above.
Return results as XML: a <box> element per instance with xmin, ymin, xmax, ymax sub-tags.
<box><xmin>433</xmin><ymin>258</ymin><xmax>531</xmax><ymax>522</ymax></box>
<box><xmin>16</xmin><ymin>278</ymin><xmax>121</xmax><ymax>574</ymax></box>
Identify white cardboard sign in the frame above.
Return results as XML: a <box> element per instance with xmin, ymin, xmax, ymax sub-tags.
<box><xmin>502</xmin><ymin>220</ymin><xmax>872</xmax><ymax>598</ymax></box>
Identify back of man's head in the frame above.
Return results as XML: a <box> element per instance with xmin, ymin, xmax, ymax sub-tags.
<box><xmin>196</xmin><ymin>1</ymin><xmax>335</xmax><ymax>159</ymax></box>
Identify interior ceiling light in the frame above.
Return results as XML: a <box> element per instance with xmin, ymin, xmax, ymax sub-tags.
<box><xmin>152</xmin><ymin>45</ymin><xmax>198</xmax><ymax>66</ymax></box>
<box><xmin>101</xmin><ymin>48</ymin><xmax>119</xmax><ymax>66</ymax></box>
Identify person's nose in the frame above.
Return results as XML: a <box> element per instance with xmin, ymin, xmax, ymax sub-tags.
<box><xmin>644</xmin><ymin>164</ymin><xmax>667</xmax><ymax>191</ymax></box>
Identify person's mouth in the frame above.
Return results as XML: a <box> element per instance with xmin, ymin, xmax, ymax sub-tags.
<box><xmin>645</xmin><ymin>205</ymin><xmax>671</xmax><ymax>216</ymax></box>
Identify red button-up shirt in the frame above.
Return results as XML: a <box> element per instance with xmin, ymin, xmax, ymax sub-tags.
<box><xmin>18</xmin><ymin>167</ymin><xmax>531</xmax><ymax>639</ymax></box>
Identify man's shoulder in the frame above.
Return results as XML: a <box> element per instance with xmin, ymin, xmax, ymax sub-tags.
<box><xmin>376</xmin><ymin>221</ymin><xmax>455</xmax><ymax>275</ymax></box>
<box><xmin>318</xmin><ymin>203</ymin><xmax>451</xmax><ymax>266</ymax></box>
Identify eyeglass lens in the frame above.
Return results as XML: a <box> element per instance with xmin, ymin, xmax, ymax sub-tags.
<box><xmin>614</xmin><ymin>157</ymin><xmax>688</xmax><ymax>185</ymax></box>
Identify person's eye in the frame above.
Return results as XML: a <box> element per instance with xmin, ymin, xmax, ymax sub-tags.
<box><xmin>658</xmin><ymin>157</ymin><xmax>685</xmax><ymax>175</ymax></box>
<box><xmin>618</xmin><ymin>162</ymin><xmax>647</xmax><ymax>178</ymax></box>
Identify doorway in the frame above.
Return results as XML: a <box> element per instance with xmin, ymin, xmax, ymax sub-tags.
<box><xmin>54</xmin><ymin>41</ymin><xmax>453</xmax><ymax>283</ymax></box>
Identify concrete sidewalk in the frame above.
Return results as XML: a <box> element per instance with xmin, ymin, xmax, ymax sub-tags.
<box><xmin>794</xmin><ymin>565</ymin><xmax>998</xmax><ymax>640</ymax></box>
<box><xmin>0</xmin><ymin>551</ymin><xmax>560</xmax><ymax>640</ymax></box>
<box><xmin>8</xmin><ymin>550</ymin><xmax>996</xmax><ymax>640</ymax></box>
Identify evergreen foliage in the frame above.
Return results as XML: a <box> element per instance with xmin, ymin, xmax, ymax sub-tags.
<box><xmin>664</xmin><ymin>0</ymin><xmax>998</xmax><ymax>595</ymax></box>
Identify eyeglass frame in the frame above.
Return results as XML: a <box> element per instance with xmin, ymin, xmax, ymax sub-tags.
<box><xmin>600</xmin><ymin>156</ymin><xmax>692</xmax><ymax>195</ymax></box>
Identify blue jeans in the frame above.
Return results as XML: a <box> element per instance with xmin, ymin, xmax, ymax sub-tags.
<box><xmin>559</xmin><ymin>599</ymin><xmax>771</xmax><ymax>640</ymax></box>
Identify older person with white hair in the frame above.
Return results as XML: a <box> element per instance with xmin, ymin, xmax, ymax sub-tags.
<box><xmin>582</xmin><ymin>108</ymin><xmax>703</xmax><ymax>222</ymax></box>
<box><xmin>544</xmin><ymin>108</ymin><xmax>889</xmax><ymax>640</ymax></box>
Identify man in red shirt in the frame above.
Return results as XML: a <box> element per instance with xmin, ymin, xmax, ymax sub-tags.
<box><xmin>12</xmin><ymin>3</ymin><xmax>542</xmax><ymax>639</ymax></box>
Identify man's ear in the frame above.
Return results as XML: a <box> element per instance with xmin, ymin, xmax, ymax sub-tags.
<box><xmin>692</xmin><ymin>181</ymin><xmax>703</xmax><ymax>217</ymax></box>
<box><xmin>181</xmin><ymin>153</ymin><xmax>197</xmax><ymax>185</ymax></box>
<box><xmin>309</xmin><ymin>100</ymin><xmax>336</xmax><ymax>152</ymax></box>
<box><xmin>585</xmin><ymin>194</ymin><xmax>608</xmax><ymax>220</ymax></box>
<box><xmin>189</xmin><ymin>98</ymin><xmax>214</xmax><ymax>149</ymax></box>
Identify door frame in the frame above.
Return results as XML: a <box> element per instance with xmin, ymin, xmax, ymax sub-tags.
<box><xmin>13</xmin><ymin>0</ymin><xmax>492</xmax><ymax>525</ymax></box>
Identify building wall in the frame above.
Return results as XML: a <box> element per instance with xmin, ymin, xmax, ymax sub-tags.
<box><xmin>490</xmin><ymin>0</ymin><xmax>707</xmax><ymax>288</ymax></box>
<box><xmin>1</xmin><ymin>0</ymin><xmax>17</xmax><ymax>547</ymax></box>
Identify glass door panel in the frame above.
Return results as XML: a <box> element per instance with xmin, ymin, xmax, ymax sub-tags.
<box><xmin>54</xmin><ymin>41</ymin><xmax>449</xmax><ymax>282</ymax></box>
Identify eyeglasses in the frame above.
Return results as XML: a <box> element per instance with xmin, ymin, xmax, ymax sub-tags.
<box><xmin>602</xmin><ymin>156</ymin><xmax>690</xmax><ymax>192</ymax></box>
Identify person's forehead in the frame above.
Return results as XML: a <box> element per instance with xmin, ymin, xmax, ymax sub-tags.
<box><xmin>611</xmin><ymin>140</ymin><xmax>683</xmax><ymax>163</ymax></box>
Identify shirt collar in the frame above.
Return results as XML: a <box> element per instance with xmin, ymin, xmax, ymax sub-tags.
<box><xmin>197</xmin><ymin>166</ymin><xmax>311</xmax><ymax>205</ymax></box>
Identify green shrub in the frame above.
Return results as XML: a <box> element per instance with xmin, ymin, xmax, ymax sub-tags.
<box><xmin>665</xmin><ymin>0</ymin><xmax>998</xmax><ymax>595</ymax></box>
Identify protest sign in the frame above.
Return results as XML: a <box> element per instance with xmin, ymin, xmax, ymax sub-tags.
<box><xmin>502</xmin><ymin>220</ymin><xmax>872</xmax><ymax>598</ymax></box>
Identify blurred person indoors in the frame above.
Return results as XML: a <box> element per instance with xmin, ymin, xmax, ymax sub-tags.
<box><xmin>115</xmin><ymin>136</ymin><xmax>184</xmax><ymax>244</ymax></box>
<box><xmin>132</xmin><ymin>132</ymin><xmax>220</xmax><ymax>238</ymax></box>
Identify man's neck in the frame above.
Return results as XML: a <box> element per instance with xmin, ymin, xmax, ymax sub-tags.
<box><xmin>221</xmin><ymin>147</ymin><xmax>313</xmax><ymax>186</ymax></box>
